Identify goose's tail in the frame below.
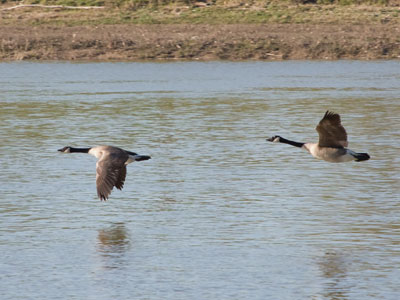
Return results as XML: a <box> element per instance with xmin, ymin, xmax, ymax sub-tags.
<box><xmin>134</xmin><ymin>155</ymin><xmax>151</xmax><ymax>161</ymax></box>
<box><xmin>354</xmin><ymin>152</ymin><xmax>370</xmax><ymax>162</ymax></box>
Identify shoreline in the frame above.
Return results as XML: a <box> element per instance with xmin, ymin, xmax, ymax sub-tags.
<box><xmin>1</xmin><ymin>24</ymin><xmax>399</xmax><ymax>62</ymax></box>
<box><xmin>1</xmin><ymin>3</ymin><xmax>400</xmax><ymax>62</ymax></box>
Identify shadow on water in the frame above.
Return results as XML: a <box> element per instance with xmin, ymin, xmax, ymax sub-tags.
<box><xmin>317</xmin><ymin>251</ymin><xmax>349</xmax><ymax>300</ymax></box>
<box><xmin>97</xmin><ymin>223</ymin><xmax>130</xmax><ymax>269</ymax></box>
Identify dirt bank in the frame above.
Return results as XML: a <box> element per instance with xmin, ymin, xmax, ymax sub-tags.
<box><xmin>1</xmin><ymin>1</ymin><xmax>400</xmax><ymax>61</ymax></box>
<box><xmin>1</xmin><ymin>23</ymin><xmax>399</xmax><ymax>61</ymax></box>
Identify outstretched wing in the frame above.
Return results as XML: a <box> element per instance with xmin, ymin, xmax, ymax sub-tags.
<box><xmin>115</xmin><ymin>165</ymin><xmax>127</xmax><ymax>190</ymax></box>
<box><xmin>95</xmin><ymin>153</ymin><xmax>127</xmax><ymax>201</ymax></box>
<box><xmin>316</xmin><ymin>111</ymin><xmax>348</xmax><ymax>148</ymax></box>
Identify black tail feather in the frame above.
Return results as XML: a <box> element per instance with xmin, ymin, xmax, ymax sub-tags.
<box><xmin>135</xmin><ymin>155</ymin><xmax>151</xmax><ymax>161</ymax></box>
<box><xmin>354</xmin><ymin>153</ymin><xmax>370</xmax><ymax>162</ymax></box>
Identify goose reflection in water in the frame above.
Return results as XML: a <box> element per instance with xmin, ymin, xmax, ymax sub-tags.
<box><xmin>317</xmin><ymin>251</ymin><xmax>349</xmax><ymax>300</ymax></box>
<box><xmin>97</xmin><ymin>223</ymin><xmax>130</xmax><ymax>269</ymax></box>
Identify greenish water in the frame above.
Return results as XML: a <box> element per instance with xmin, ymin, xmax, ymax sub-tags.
<box><xmin>0</xmin><ymin>61</ymin><xmax>399</xmax><ymax>300</ymax></box>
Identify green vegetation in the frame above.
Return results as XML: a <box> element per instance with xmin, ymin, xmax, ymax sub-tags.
<box><xmin>292</xmin><ymin>0</ymin><xmax>390</xmax><ymax>4</ymax></box>
<box><xmin>1</xmin><ymin>0</ymin><xmax>399</xmax><ymax>26</ymax></box>
<box><xmin>1</xmin><ymin>0</ymin><xmax>398</xmax><ymax>61</ymax></box>
<box><xmin>2</xmin><ymin>0</ymin><xmax>105</xmax><ymax>5</ymax></box>
<box><xmin>1</xmin><ymin>0</ymin><xmax>397</xmax><ymax>7</ymax></box>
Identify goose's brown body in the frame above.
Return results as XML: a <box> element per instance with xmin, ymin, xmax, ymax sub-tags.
<box><xmin>267</xmin><ymin>111</ymin><xmax>370</xmax><ymax>163</ymax></box>
<box><xmin>58</xmin><ymin>145</ymin><xmax>150</xmax><ymax>200</ymax></box>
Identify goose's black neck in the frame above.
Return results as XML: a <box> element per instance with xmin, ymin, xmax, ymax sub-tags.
<box><xmin>279</xmin><ymin>137</ymin><xmax>304</xmax><ymax>148</ymax></box>
<box><xmin>70</xmin><ymin>147</ymin><xmax>91</xmax><ymax>153</ymax></box>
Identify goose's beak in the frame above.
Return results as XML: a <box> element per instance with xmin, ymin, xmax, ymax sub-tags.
<box><xmin>57</xmin><ymin>148</ymin><xmax>63</xmax><ymax>152</ymax></box>
<box><xmin>266</xmin><ymin>137</ymin><xmax>274</xmax><ymax>142</ymax></box>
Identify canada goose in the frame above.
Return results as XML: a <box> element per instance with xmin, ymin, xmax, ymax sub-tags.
<box><xmin>58</xmin><ymin>145</ymin><xmax>151</xmax><ymax>200</ymax></box>
<box><xmin>267</xmin><ymin>111</ymin><xmax>370</xmax><ymax>163</ymax></box>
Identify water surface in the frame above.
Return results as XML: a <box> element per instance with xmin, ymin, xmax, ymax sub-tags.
<box><xmin>0</xmin><ymin>61</ymin><xmax>399</xmax><ymax>300</ymax></box>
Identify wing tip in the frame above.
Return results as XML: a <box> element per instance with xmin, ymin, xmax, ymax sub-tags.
<box><xmin>98</xmin><ymin>191</ymin><xmax>109</xmax><ymax>201</ymax></box>
<box><xmin>325</xmin><ymin>110</ymin><xmax>336</xmax><ymax>117</ymax></box>
<box><xmin>323</xmin><ymin>110</ymin><xmax>341</xmax><ymax>122</ymax></box>
<box><xmin>115</xmin><ymin>184</ymin><xmax>124</xmax><ymax>191</ymax></box>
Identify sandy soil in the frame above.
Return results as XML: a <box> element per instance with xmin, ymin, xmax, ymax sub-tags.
<box><xmin>1</xmin><ymin>23</ymin><xmax>399</xmax><ymax>61</ymax></box>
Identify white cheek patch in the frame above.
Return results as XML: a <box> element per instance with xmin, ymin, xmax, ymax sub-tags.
<box><xmin>125</xmin><ymin>156</ymin><xmax>135</xmax><ymax>164</ymax></box>
<box><xmin>273</xmin><ymin>137</ymin><xmax>280</xmax><ymax>142</ymax></box>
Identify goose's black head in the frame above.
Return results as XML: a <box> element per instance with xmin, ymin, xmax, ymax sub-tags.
<box><xmin>267</xmin><ymin>136</ymin><xmax>281</xmax><ymax>142</ymax></box>
<box><xmin>58</xmin><ymin>146</ymin><xmax>72</xmax><ymax>153</ymax></box>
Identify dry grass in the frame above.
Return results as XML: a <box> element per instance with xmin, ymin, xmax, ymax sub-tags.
<box><xmin>1</xmin><ymin>1</ymin><xmax>399</xmax><ymax>61</ymax></box>
<box><xmin>1</xmin><ymin>1</ymin><xmax>400</xmax><ymax>26</ymax></box>
<box><xmin>1</xmin><ymin>24</ymin><xmax>399</xmax><ymax>61</ymax></box>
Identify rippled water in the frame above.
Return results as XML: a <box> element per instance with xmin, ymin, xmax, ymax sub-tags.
<box><xmin>1</xmin><ymin>61</ymin><xmax>399</xmax><ymax>300</ymax></box>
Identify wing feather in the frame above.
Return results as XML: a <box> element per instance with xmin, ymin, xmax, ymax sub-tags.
<box><xmin>95</xmin><ymin>152</ymin><xmax>128</xmax><ymax>201</ymax></box>
<box><xmin>316</xmin><ymin>111</ymin><xmax>348</xmax><ymax>148</ymax></box>
<box><xmin>115</xmin><ymin>165</ymin><xmax>127</xmax><ymax>190</ymax></box>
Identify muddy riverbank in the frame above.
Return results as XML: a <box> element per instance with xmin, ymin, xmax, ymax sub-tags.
<box><xmin>2</xmin><ymin>24</ymin><xmax>400</xmax><ymax>61</ymax></box>
<box><xmin>1</xmin><ymin>3</ymin><xmax>399</xmax><ymax>61</ymax></box>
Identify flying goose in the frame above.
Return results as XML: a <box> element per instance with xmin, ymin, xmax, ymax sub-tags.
<box><xmin>58</xmin><ymin>145</ymin><xmax>151</xmax><ymax>200</ymax></box>
<box><xmin>267</xmin><ymin>111</ymin><xmax>370</xmax><ymax>163</ymax></box>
